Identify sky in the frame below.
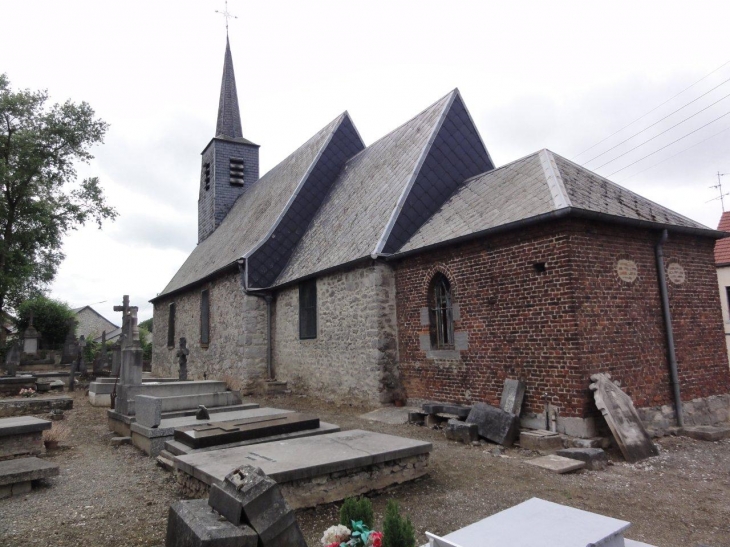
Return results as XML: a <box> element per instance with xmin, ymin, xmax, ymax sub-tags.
<box><xmin>1</xmin><ymin>0</ymin><xmax>730</xmax><ymax>324</ymax></box>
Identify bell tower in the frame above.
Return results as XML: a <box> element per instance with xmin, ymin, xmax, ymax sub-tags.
<box><xmin>198</xmin><ymin>36</ymin><xmax>259</xmax><ymax>243</ymax></box>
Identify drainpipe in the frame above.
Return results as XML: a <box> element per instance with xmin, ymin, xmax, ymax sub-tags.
<box><xmin>237</xmin><ymin>259</ymin><xmax>274</xmax><ymax>381</ymax></box>
<box><xmin>655</xmin><ymin>229</ymin><xmax>684</xmax><ymax>427</ymax></box>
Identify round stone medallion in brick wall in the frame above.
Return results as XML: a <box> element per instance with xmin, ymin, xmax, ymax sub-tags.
<box><xmin>667</xmin><ymin>262</ymin><xmax>686</xmax><ymax>284</ymax></box>
<box><xmin>616</xmin><ymin>259</ymin><xmax>638</xmax><ymax>283</ymax></box>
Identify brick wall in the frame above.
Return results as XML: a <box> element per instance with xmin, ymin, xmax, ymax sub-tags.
<box><xmin>151</xmin><ymin>271</ymin><xmax>268</xmax><ymax>389</ymax></box>
<box><xmin>272</xmin><ymin>263</ymin><xmax>399</xmax><ymax>405</ymax></box>
<box><xmin>394</xmin><ymin>218</ymin><xmax>730</xmax><ymax>419</ymax></box>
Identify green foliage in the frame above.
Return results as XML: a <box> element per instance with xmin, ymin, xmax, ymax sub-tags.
<box><xmin>340</xmin><ymin>497</ymin><xmax>374</xmax><ymax>530</ymax></box>
<box><xmin>382</xmin><ymin>500</ymin><xmax>415</xmax><ymax>547</ymax></box>
<box><xmin>15</xmin><ymin>296</ymin><xmax>74</xmax><ymax>346</ymax></box>
<box><xmin>82</xmin><ymin>338</ymin><xmax>99</xmax><ymax>362</ymax></box>
<box><xmin>139</xmin><ymin>326</ymin><xmax>152</xmax><ymax>361</ymax></box>
<box><xmin>0</xmin><ymin>74</ymin><xmax>117</xmax><ymax>316</ymax></box>
<box><xmin>139</xmin><ymin>318</ymin><xmax>152</xmax><ymax>332</ymax></box>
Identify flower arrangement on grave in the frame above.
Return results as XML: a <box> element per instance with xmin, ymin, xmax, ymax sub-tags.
<box><xmin>19</xmin><ymin>388</ymin><xmax>36</xmax><ymax>398</ymax></box>
<box><xmin>321</xmin><ymin>521</ymin><xmax>383</xmax><ymax>547</ymax></box>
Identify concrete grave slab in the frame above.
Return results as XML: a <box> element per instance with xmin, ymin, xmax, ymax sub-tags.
<box><xmin>466</xmin><ymin>403</ymin><xmax>519</xmax><ymax>446</ymax></box>
<box><xmin>424</xmin><ymin>497</ymin><xmax>634</xmax><ymax>547</ymax></box>
<box><xmin>0</xmin><ymin>375</ymin><xmax>37</xmax><ymax>396</ymax></box>
<box><xmin>525</xmin><ymin>455</ymin><xmax>585</xmax><ymax>474</ymax></box>
<box><xmin>520</xmin><ymin>430</ymin><xmax>563</xmax><ymax>452</ymax></box>
<box><xmin>679</xmin><ymin>425</ymin><xmax>730</xmax><ymax>442</ymax></box>
<box><xmin>166</xmin><ymin>499</ymin><xmax>257</xmax><ymax>547</ymax></box>
<box><xmin>359</xmin><ymin>406</ymin><xmax>413</xmax><ymax>425</ymax></box>
<box><xmin>0</xmin><ymin>416</ymin><xmax>52</xmax><ymax>436</ymax></box>
<box><xmin>175</xmin><ymin>430</ymin><xmax>432</xmax><ymax>508</ymax></box>
<box><xmin>164</xmin><ymin>422</ymin><xmax>340</xmax><ymax>457</ymax></box>
<box><xmin>0</xmin><ymin>456</ymin><xmax>59</xmax><ymax>499</ymax></box>
<box><xmin>499</xmin><ymin>379</ymin><xmax>526</xmax><ymax>415</ymax></box>
<box><xmin>590</xmin><ymin>373</ymin><xmax>658</xmax><ymax>463</ymax></box>
<box><xmin>556</xmin><ymin>448</ymin><xmax>608</xmax><ymax>471</ymax></box>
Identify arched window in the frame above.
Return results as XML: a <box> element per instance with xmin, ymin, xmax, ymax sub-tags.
<box><xmin>429</xmin><ymin>273</ymin><xmax>454</xmax><ymax>349</ymax></box>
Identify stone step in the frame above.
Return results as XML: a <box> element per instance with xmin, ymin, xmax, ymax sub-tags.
<box><xmin>156</xmin><ymin>450</ymin><xmax>175</xmax><ymax>471</ymax></box>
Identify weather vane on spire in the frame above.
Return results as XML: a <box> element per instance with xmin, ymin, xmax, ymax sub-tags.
<box><xmin>215</xmin><ymin>0</ymin><xmax>238</xmax><ymax>35</ymax></box>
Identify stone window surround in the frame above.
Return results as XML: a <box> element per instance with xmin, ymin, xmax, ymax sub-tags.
<box><xmin>200</xmin><ymin>289</ymin><xmax>210</xmax><ymax>349</ymax></box>
<box><xmin>167</xmin><ymin>302</ymin><xmax>176</xmax><ymax>349</ymax></box>
<box><xmin>419</xmin><ymin>267</ymin><xmax>468</xmax><ymax>359</ymax></box>
<box><xmin>298</xmin><ymin>279</ymin><xmax>317</xmax><ymax>340</ymax></box>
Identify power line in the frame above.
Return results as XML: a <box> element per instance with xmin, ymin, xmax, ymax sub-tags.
<box><xmin>606</xmin><ymin>110</ymin><xmax>730</xmax><ymax>177</ymax></box>
<box><xmin>583</xmin><ymin>76</ymin><xmax>730</xmax><ymax>165</ymax></box>
<box><xmin>593</xmin><ymin>96</ymin><xmax>730</xmax><ymax>171</ymax></box>
<box><xmin>617</xmin><ymin>125</ymin><xmax>730</xmax><ymax>182</ymax></box>
<box><xmin>572</xmin><ymin>59</ymin><xmax>730</xmax><ymax>159</ymax></box>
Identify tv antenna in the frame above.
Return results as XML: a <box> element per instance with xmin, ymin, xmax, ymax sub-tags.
<box><xmin>709</xmin><ymin>171</ymin><xmax>730</xmax><ymax>211</ymax></box>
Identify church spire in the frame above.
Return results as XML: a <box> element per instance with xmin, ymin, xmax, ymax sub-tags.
<box><xmin>215</xmin><ymin>37</ymin><xmax>243</xmax><ymax>139</ymax></box>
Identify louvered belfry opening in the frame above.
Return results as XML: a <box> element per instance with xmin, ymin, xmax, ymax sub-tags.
<box><xmin>430</xmin><ymin>273</ymin><xmax>454</xmax><ymax>349</ymax></box>
<box><xmin>229</xmin><ymin>158</ymin><xmax>245</xmax><ymax>186</ymax></box>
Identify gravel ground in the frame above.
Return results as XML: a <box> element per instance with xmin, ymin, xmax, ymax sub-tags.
<box><xmin>1</xmin><ymin>391</ymin><xmax>729</xmax><ymax>547</ymax></box>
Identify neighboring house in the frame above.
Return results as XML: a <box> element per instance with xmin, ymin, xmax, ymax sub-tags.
<box><xmin>151</xmin><ymin>38</ymin><xmax>730</xmax><ymax>438</ymax></box>
<box><xmin>714</xmin><ymin>211</ymin><xmax>730</xmax><ymax>366</ymax></box>
<box><xmin>93</xmin><ymin>326</ymin><xmax>122</xmax><ymax>345</ymax></box>
<box><xmin>72</xmin><ymin>306</ymin><xmax>118</xmax><ymax>341</ymax></box>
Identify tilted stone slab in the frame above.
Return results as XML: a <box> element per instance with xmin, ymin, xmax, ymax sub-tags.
<box><xmin>500</xmin><ymin>379</ymin><xmax>526</xmax><ymax>415</ymax></box>
<box><xmin>445</xmin><ymin>419</ymin><xmax>478</xmax><ymax>444</ymax></box>
<box><xmin>466</xmin><ymin>403</ymin><xmax>519</xmax><ymax>446</ymax></box>
<box><xmin>0</xmin><ymin>456</ymin><xmax>59</xmax><ymax>485</ymax></box>
<box><xmin>422</xmin><ymin>402</ymin><xmax>471</xmax><ymax>419</ymax></box>
<box><xmin>175</xmin><ymin>429</ymin><xmax>432</xmax><ymax>487</ymax></box>
<box><xmin>590</xmin><ymin>373</ymin><xmax>658</xmax><ymax>463</ymax></box>
<box><xmin>0</xmin><ymin>416</ymin><xmax>52</xmax><ymax>436</ymax></box>
<box><xmin>556</xmin><ymin>448</ymin><xmax>608</xmax><ymax>471</ymax></box>
<box><xmin>166</xmin><ymin>499</ymin><xmax>257</xmax><ymax>547</ymax></box>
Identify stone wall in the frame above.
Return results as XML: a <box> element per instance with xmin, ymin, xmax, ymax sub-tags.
<box><xmin>151</xmin><ymin>272</ymin><xmax>268</xmax><ymax>390</ymax></box>
<box><xmin>639</xmin><ymin>394</ymin><xmax>730</xmax><ymax>433</ymax></box>
<box><xmin>394</xmin><ymin>218</ymin><xmax>730</xmax><ymax>423</ymax></box>
<box><xmin>75</xmin><ymin>307</ymin><xmax>117</xmax><ymax>340</ymax></box>
<box><xmin>272</xmin><ymin>263</ymin><xmax>399</xmax><ymax>405</ymax></box>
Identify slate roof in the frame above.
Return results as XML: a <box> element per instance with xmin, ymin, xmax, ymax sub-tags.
<box><xmin>714</xmin><ymin>211</ymin><xmax>730</xmax><ymax>265</ymax></box>
<box><xmin>399</xmin><ymin>149</ymin><xmax>712</xmax><ymax>254</ymax></box>
<box><xmin>216</xmin><ymin>37</ymin><xmax>243</xmax><ymax>140</ymax></box>
<box><xmin>158</xmin><ymin>113</ymin><xmax>361</xmax><ymax>297</ymax></box>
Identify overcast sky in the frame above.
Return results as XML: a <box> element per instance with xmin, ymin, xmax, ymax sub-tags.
<box><xmin>2</xmin><ymin>1</ymin><xmax>730</xmax><ymax>323</ymax></box>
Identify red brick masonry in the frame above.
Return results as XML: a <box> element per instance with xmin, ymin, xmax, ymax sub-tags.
<box><xmin>394</xmin><ymin>218</ymin><xmax>730</xmax><ymax>418</ymax></box>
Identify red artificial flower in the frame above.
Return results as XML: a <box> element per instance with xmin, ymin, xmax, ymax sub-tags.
<box><xmin>326</xmin><ymin>543</ymin><xmax>340</xmax><ymax>547</ymax></box>
<box><xmin>370</xmin><ymin>531</ymin><xmax>383</xmax><ymax>547</ymax></box>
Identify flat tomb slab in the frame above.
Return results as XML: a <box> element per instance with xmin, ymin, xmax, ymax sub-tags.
<box><xmin>0</xmin><ymin>396</ymin><xmax>72</xmax><ymax>418</ymax></box>
<box><xmin>165</xmin><ymin>422</ymin><xmax>341</xmax><ymax>456</ymax></box>
<box><xmin>679</xmin><ymin>425</ymin><xmax>730</xmax><ymax>442</ymax></box>
<box><xmin>0</xmin><ymin>416</ymin><xmax>52</xmax><ymax>437</ymax></box>
<box><xmin>176</xmin><ymin>429</ymin><xmax>432</xmax><ymax>486</ymax></box>
<box><xmin>0</xmin><ymin>456</ymin><xmax>59</xmax><ymax>486</ymax></box>
<box><xmin>429</xmin><ymin>497</ymin><xmax>631</xmax><ymax>547</ymax></box>
<box><xmin>175</xmin><ymin>412</ymin><xmax>320</xmax><ymax>449</ymax></box>
<box><xmin>0</xmin><ymin>376</ymin><xmax>37</xmax><ymax>395</ymax></box>
<box><xmin>525</xmin><ymin>455</ymin><xmax>586</xmax><ymax>474</ymax></box>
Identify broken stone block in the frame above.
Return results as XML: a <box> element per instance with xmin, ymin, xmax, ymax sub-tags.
<box><xmin>421</xmin><ymin>402</ymin><xmax>471</xmax><ymax>419</ymax></box>
<box><xmin>466</xmin><ymin>403</ymin><xmax>519</xmax><ymax>446</ymax></box>
<box><xmin>444</xmin><ymin>419</ymin><xmax>478</xmax><ymax>444</ymax></box>
<box><xmin>165</xmin><ymin>499</ymin><xmax>257</xmax><ymax>547</ymax></box>
<box><xmin>525</xmin><ymin>454</ymin><xmax>585</xmax><ymax>474</ymax></box>
<box><xmin>110</xmin><ymin>436</ymin><xmax>131</xmax><ymax>447</ymax></box>
<box><xmin>520</xmin><ymin>430</ymin><xmax>563</xmax><ymax>452</ymax></box>
<box><xmin>208</xmin><ymin>466</ymin><xmax>306</xmax><ymax>547</ymax></box>
<box><xmin>407</xmin><ymin>411</ymin><xmax>426</xmax><ymax>425</ymax></box>
<box><xmin>499</xmin><ymin>379</ymin><xmax>526</xmax><ymax>415</ymax></box>
<box><xmin>679</xmin><ymin>425</ymin><xmax>730</xmax><ymax>442</ymax></box>
<box><xmin>556</xmin><ymin>448</ymin><xmax>608</xmax><ymax>470</ymax></box>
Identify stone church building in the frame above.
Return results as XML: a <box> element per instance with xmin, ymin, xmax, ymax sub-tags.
<box><xmin>152</xmin><ymin>39</ymin><xmax>730</xmax><ymax>437</ymax></box>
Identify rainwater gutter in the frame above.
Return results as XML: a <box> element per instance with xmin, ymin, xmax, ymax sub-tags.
<box><xmin>237</xmin><ymin>258</ymin><xmax>274</xmax><ymax>381</ymax></box>
<box><xmin>655</xmin><ymin>229</ymin><xmax>684</xmax><ymax>427</ymax></box>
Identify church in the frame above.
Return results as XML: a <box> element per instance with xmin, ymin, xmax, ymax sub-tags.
<box><xmin>151</xmin><ymin>39</ymin><xmax>730</xmax><ymax>438</ymax></box>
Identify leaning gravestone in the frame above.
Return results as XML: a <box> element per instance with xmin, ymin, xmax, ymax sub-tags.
<box><xmin>589</xmin><ymin>373</ymin><xmax>658</xmax><ymax>463</ymax></box>
<box><xmin>466</xmin><ymin>403</ymin><xmax>520</xmax><ymax>446</ymax></box>
<box><xmin>4</xmin><ymin>342</ymin><xmax>20</xmax><ymax>377</ymax></box>
<box><xmin>500</xmin><ymin>379</ymin><xmax>526</xmax><ymax>415</ymax></box>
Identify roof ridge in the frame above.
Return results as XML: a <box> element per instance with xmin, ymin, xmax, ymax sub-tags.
<box><xmin>550</xmin><ymin>150</ymin><xmax>710</xmax><ymax>230</ymax></box>
<box><xmin>538</xmin><ymin>149</ymin><xmax>571</xmax><ymax>209</ymax></box>
<box><xmin>371</xmin><ymin>89</ymin><xmax>458</xmax><ymax>257</ymax></box>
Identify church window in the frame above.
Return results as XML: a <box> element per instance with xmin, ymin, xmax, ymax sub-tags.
<box><xmin>203</xmin><ymin>162</ymin><xmax>211</xmax><ymax>190</ymax></box>
<box><xmin>167</xmin><ymin>303</ymin><xmax>176</xmax><ymax>348</ymax></box>
<box><xmin>429</xmin><ymin>273</ymin><xmax>454</xmax><ymax>349</ymax></box>
<box><xmin>230</xmin><ymin>158</ymin><xmax>245</xmax><ymax>186</ymax></box>
<box><xmin>200</xmin><ymin>290</ymin><xmax>210</xmax><ymax>346</ymax></box>
<box><xmin>299</xmin><ymin>279</ymin><xmax>317</xmax><ymax>339</ymax></box>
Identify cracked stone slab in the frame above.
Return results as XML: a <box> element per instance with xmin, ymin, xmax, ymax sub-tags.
<box><xmin>174</xmin><ymin>429</ymin><xmax>432</xmax><ymax>487</ymax></box>
<box><xmin>525</xmin><ymin>455</ymin><xmax>586</xmax><ymax>474</ymax></box>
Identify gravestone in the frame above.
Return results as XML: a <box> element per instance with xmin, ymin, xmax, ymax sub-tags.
<box><xmin>500</xmin><ymin>379</ymin><xmax>526</xmax><ymax>415</ymax></box>
<box><xmin>208</xmin><ymin>465</ymin><xmax>306</xmax><ymax>547</ymax></box>
<box><xmin>589</xmin><ymin>373</ymin><xmax>658</xmax><ymax>463</ymax></box>
<box><xmin>466</xmin><ymin>403</ymin><xmax>519</xmax><ymax>446</ymax></box>
<box><xmin>78</xmin><ymin>335</ymin><xmax>87</xmax><ymax>376</ymax></box>
<box><xmin>60</xmin><ymin>318</ymin><xmax>78</xmax><ymax>365</ymax></box>
<box><xmin>111</xmin><ymin>340</ymin><xmax>122</xmax><ymax>376</ymax></box>
<box><xmin>166</xmin><ymin>498</ymin><xmax>257</xmax><ymax>547</ymax></box>
<box><xmin>4</xmin><ymin>342</ymin><xmax>19</xmax><ymax>377</ymax></box>
<box><xmin>22</xmin><ymin>312</ymin><xmax>40</xmax><ymax>357</ymax></box>
<box><xmin>175</xmin><ymin>413</ymin><xmax>320</xmax><ymax>449</ymax></box>
<box><xmin>114</xmin><ymin>298</ymin><xmax>143</xmax><ymax>416</ymax></box>
<box><xmin>176</xmin><ymin>338</ymin><xmax>190</xmax><ymax>381</ymax></box>
<box><xmin>94</xmin><ymin>331</ymin><xmax>108</xmax><ymax>375</ymax></box>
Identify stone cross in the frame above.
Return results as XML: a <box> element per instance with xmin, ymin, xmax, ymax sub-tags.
<box><xmin>176</xmin><ymin>337</ymin><xmax>190</xmax><ymax>381</ymax></box>
<box><xmin>113</xmin><ymin>295</ymin><xmax>130</xmax><ymax>348</ymax></box>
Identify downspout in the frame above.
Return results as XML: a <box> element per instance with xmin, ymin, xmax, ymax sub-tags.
<box><xmin>655</xmin><ymin>229</ymin><xmax>684</xmax><ymax>427</ymax></box>
<box><xmin>236</xmin><ymin>259</ymin><xmax>274</xmax><ymax>381</ymax></box>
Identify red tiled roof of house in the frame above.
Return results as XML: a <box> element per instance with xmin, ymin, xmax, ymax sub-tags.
<box><xmin>714</xmin><ymin>211</ymin><xmax>730</xmax><ymax>265</ymax></box>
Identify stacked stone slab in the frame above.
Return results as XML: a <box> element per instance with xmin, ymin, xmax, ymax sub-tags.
<box><xmin>0</xmin><ymin>456</ymin><xmax>59</xmax><ymax>499</ymax></box>
<box><xmin>166</xmin><ymin>465</ymin><xmax>305</xmax><ymax>547</ymax></box>
<box><xmin>0</xmin><ymin>417</ymin><xmax>52</xmax><ymax>460</ymax></box>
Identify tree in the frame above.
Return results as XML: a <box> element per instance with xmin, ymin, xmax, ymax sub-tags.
<box><xmin>139</xmin><ymin>318</ymin><xmax>153</xmax><ymax>332</ymax></box>
<box><xmin>0</xmin><ymin>74</ymin><xmax>117</xmax><ymax>323</ymax></box>
<box><xmin>15</xmin><ymin>296</ymin><xmax>74</xmax><ymax>347</ymax></box>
